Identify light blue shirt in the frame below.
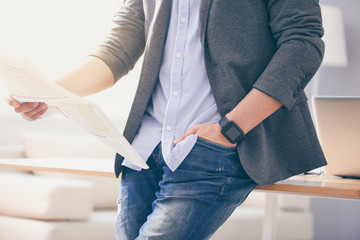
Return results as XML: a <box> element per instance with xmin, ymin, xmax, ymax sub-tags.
<box><xmin>122</xmin><ymin>0</ymin><xmax>221</xmax><ymax>171</ymax></box>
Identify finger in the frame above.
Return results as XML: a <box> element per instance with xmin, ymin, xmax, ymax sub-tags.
<box><xmin>27</xmin><ymin>105</ymin><xmax>48</xmax><ymax>121</ymax></box>
<box><xmin>14</xmin><ymin>102</ymin><xmax>40</xmax><ymax>113</ymax></box>
<box><xmin>6</xmin><ymin>96</ymin><xmax>20</xmax><ymax>107</ymax></box>
<box><xmin>172</xmin><ymin>135</ymin><xmax>186</xmax><ymax>145</ymax></box>
<box><xmin>22</xmin><ymin>102</ymin><xmax>47</xmax><ymax>118</ymax></box>
<box><xmin>173</xmin><ymin>125</ymin><xmax>199</xmax><ymax>145</ymax></box>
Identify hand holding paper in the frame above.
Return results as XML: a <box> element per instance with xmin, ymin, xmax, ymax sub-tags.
<box><xmin>0</xmin><ymin>54</ymin><xmax>148</xmax><ymax>170</ymax></box>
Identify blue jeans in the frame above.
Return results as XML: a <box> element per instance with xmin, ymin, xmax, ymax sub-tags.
<box><xmin>116</xmin><ymin>138</ymin><xmax>257</xmax><ymax>240</ymax></box>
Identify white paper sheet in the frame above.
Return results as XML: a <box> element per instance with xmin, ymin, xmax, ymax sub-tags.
<box><xmin>0</xmin><ymin>54</ymin><xmax>148</xmax><ymax>170</ymax></box>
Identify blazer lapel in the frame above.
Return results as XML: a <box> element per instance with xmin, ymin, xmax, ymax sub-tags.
<box><xmin>142</xmin><ymin>0</ymin><xmax>171</xmax><ymax>82</ymax></box>
<box><xmin>148</xmin><ymin>0</ymin><xmax>171</xmax><ymax>41</ymax></box>
<box><xmin>140</xmin><ymin>0</ymin><xmax>171</xmax><ymax>98</ymax></box>
<box><xmin>199</xmin><ymin>0</ymin><xmax>213</xmax><ymax>47</ymax></box>
<box><xmin>123</xmin><ymin>0</ymin><xmax>171</xmax><ymax>142</ymax></box>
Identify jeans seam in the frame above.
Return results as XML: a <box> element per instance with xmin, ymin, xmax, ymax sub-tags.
<box><xmin>184</xmin><ymin>162</ymin><xmax>240</xmax><ymax>240</ymax></box>
<box><xmin>117</xmin><ymin>172</ymin><xmax>131</xmax><ymax>240</ymax></box>
<box><xmin>215</xmin><ymin>159</ymin><xmax>241</xmax><ymax>199</ymax></box>
<box><xmin>124</xmin><ymin>175</ymin><xmax>130</xmax><ymax>240</ymax></box>
<box><xmin>184</xmin><ymin>199</ymin><xmax>217</xmax><ymax>240</ymax></box>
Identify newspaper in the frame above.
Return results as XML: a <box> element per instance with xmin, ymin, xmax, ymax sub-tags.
<box><xmin>0</xmin><ymin>54</ymin><xmax>148</xmax><ymax>170</ymax></box>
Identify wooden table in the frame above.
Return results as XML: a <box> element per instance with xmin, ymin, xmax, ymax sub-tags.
<box><xmin>256</xmin><ymin>174</ymin><xmax>360</xmax><ymax>240</ymax></box>
<box><xmin>1</xmin><ymin>158</ymin><xmax>359</xmax><ymax>198</ymax></box>
<box><xmin>256</xmin><ymin>174</ymin><xmax>360</xmax><ymax>199</ymax></box>
<box><xmin>1</xmin><ymin>157</ymin><xmax>360</xmax><ymax>240</ymax></box>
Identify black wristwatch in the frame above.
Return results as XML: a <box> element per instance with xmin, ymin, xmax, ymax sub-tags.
<box><xmin>218</xmin><ymin>116</ymin><xmax>245</xmax><ymax>144</ymax></box>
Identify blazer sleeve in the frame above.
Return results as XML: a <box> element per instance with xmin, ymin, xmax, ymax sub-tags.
<box><xmin>91</xmin><ymin>0</ymin><xmax>146</xmax><ymax>82</ymax></box>
<box><xmin>252</xmin><ymin>0</ymin><xmax>325</xmax><ymax>110</ymax></box>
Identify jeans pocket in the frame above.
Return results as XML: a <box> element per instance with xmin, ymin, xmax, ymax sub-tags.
<box><xmin>197</xmin><ymin>137</ymin><xmax>237</xmax><ymax>153</ymax></box>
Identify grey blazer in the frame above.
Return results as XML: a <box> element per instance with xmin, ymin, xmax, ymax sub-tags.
<box><xmin>94</xmin><ymin>0</ymin><xmax>327</xmax><ymax>185</ymax></box>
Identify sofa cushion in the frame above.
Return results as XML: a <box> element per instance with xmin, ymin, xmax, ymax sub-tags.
<box><xmin>34</xmin><ymin>171</ymin><xmax>120</xmax><ymax>209</ymax></box>
<box><xmin>20</xmin><ymin>131</ymin><xmax>120</xmax><ymax>209</ymax></box>
<box><xmin>20</xmin><ymin>131</ymin><xmax>115</xmax><ymax>158</ymax></box>
<box><xmin>0</xmin><ymin>210</ymin><xmax>117</xmax><ymax>240</ymax></box>
<box><xmin>0</xmin><ymin>146</ymin><xmax>29</xmax><ymax>173</ymax></box>
<box><xmin>0</xmin><ymin>145</ymin><xmax>25</xmax><ymax>159</ymax></box>
<box><xmin>0</xmin><ymin>173</ymin><xmax>93</xmax><ymax>220</ymax></box>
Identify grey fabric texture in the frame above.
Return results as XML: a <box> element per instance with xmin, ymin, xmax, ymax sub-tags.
<box><xmin>93</xmin><ymin>0</ymin><xmax>327</xmax><ymax>185</ymax></box>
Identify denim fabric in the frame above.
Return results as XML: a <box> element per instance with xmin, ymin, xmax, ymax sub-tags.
<box><xmin>116</xmin><ymin>139</ymin><xmax>257</xmax><ymax>240</ymax></box>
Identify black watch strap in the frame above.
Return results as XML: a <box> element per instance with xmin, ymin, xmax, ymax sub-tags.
<box><xmin>218</xmin><ymin>116</ymin><xmax>245</xmax><ymax>144</ymax></box>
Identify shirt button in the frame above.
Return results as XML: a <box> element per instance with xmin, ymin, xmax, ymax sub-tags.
<box><xmin>173</xmin><ymin>91</ymin><xmax>179</xmax><ymax>97</ymax></box>
<box><xmin>166</xmin><ymin>126</ymin><xmax>172</xmax><ymax>131</ymax></box>
<box><xmin>180</xmin><ymin>17</ymin><xmax>186</xmax><ymax>23</ymax></box>
<box><xmin>175</xmin><ymin>53</ymin><xmax>181</xmax><ymax>58</ymax></box>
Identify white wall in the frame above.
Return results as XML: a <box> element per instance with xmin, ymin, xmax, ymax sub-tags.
<box><xmin>318</xmin><ymin>0</ymin><xmax>360</xmax><ymax>96</ymax></box>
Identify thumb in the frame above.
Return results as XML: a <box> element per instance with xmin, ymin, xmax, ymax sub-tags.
<box><xmin>6</xmin><ymin>96</ymin><xmax>20</xmax><ymax>107</ymax></box>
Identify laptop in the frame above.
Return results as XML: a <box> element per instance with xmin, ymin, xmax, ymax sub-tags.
<box><xmin>312</xmin><ymin>96</ymin><xmax>360</xmax><ymax>178</ymax></box>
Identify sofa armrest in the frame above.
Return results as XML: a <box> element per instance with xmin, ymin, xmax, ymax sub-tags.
<box><xmin>0</xmin><ymin>146</ymin><xmax>25</xmax><ymax>159</ymax></box>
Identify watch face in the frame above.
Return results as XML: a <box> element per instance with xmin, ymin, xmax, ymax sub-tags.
<box><xmin>219</xmin><ymin>116</ymin><xmax>245</xmax><ymax>144</ymax></box>
<box><xmin>225</xmin><ymin>125</ymin><xmax>241</xmax><ymax>141</ymax></box>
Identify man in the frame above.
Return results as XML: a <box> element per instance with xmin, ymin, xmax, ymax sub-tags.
<box><xmin>8</xmin><ymin>0</ymin><xmax>327</xmax><ymax>239</ymax></box>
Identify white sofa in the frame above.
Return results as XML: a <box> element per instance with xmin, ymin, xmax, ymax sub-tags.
<box><xmin>0</xmin><ymin>131</ymin><xmax>314</xmax><ymax>240</ymax></box>
<box><xmin>0</xmin><ymin>132</ymin><xmax>119</xmax><ymax>240</ymax></box>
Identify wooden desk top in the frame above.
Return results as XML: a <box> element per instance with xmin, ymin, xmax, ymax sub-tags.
<box><xmin>0</xmin><ymin>158</ymin><xmax>359</xmax><ymax>199</ymax></box>
<box><xmin>256</xmin><ymin>175</ymin><xmax>360</xmax><ymax>199</ymax></box>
